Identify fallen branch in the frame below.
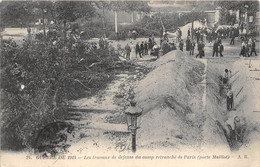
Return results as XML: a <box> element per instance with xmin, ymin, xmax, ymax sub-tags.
<box><xmin>88</xmin><ymin>62</ymin><xmax>102</xmax><ymax>68</ymax></box>
<box><xmin>37</xmin><ymin>85</ymin><xmax>50</xmax><ymax>110</ymax></box>
<box><xmin>29</xmin><ymin>99</ymin><xmax>38</xmax><ymax>110</ymax></box>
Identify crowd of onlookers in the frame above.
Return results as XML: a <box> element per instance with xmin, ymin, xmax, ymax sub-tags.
<box><xmin>92</xmin><ymin>24</ymin><xmax>258</xmax><ymax>60</ymax></box>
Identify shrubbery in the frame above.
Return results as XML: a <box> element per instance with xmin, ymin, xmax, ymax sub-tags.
<box><xmin>0</xmin><ymin>33</ymin><xmax>119</xmax><ymax>150</ymax></box>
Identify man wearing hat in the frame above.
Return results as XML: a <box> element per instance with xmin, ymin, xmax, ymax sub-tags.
<box><xmin>226</xmin><ymin>87</ymin><xmax>234</xmax><ymax>111</ymax></box>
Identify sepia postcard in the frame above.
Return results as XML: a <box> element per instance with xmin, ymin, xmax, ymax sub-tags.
<box><xmin>0</xmin><ymin>0</ymin><xmax>260</xmax><ymax>166</ymax></box>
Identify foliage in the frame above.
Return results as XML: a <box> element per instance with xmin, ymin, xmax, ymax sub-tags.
<box><xmin>113</xmin><ymin>12</ymin><xmax>207</xmax><ymax>38</ymax></box>
<box><xmin>217</xmin><ymin>1</ymin><xmax>259</xmax><ymax>14</ymax></box>
<box><xmin>0</xmin><ymin>1</ymin><xmax>97</xmax><ymax>28</ymax></box>
<box><xmin>0</xmin><ymin>31</ymin><xmax>119</xmax><ymax>150</ymax></box>
<box><xmin>54</xmin><ymin>1</ymin><xmax>96</xmax><ymax>23</ymax></box>
<box><xmin>94</xmin><ymin>1</ymin><xmax>151</xmax><ymax>13</ymax></box>
<box><xmin>0</xmin><ymin>1</ymin><xmax>35</xmax><ymax>27</ymax></box>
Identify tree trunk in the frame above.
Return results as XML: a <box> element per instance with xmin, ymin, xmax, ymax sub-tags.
<box><xmin>42</xmin><ymin>9</ymin><xmax>46</xmax><ymax>38</ymax></box>
<box><xmin>131</xmin><ymin>12</ymin><xmax>134</xmax><ymax>22</ymax></box>
<box><xmin>115</xmin><ymin>11</ymin><xmax>118</xmax><ymax>33</ymax></box>
<box><xmin>102</xmin><ymin>4</ymin><xmax>107</xmax><ymax>38</ymax></box>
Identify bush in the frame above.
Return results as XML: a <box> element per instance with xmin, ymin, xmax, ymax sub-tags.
<box><xmin>35</xmin><ymin>32</ymin><xmax>45</xmax><ymax>41</ymax></box>
<box><xmin>0</xmin><ymin>34</ymin><xmax>119</xmax><ymax>150</ymax></box>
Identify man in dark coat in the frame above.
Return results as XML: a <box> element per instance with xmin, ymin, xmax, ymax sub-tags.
<box><xmin>219</xmin><ymin>42</ymin><xmax>224</xmax><ymax>57</ymax></box>
<box><xmin>230</xmin><ymin>29</ymin><xmax>235</xmax><ymax>45</ymax></box>
<box><xmin>125</xmin><ymin>43</ymin><xmax>131</xmax><ymax>60</ymax></box>
<box><xmin>190</xmin><ymin>41</ymin><xmax>195</xmax><ymax>55</ymax></box>
<box><xmin>132</xmin><ymin>30</ymin><xmax>137</xmax><ymax>40</ymax></box>
<box><xmin>135</xmin><ymin>42</ymin><xmax>140</xmax><ymax>58</ymax></box>
<box><xmin>186</xmin><ymin>38</ymin><xmax>191</xmax><ymax>51</ymax></box>
<box><xmin>212</xmin><ymin>40</ymin><xmax>219</xmax><ymax>57</ymax></box>
<box><xmin>179</xmin><ymin>40</ymin><xmax>184</xmax><ymax>51</ymax></box>
<box><xmin>148</xmin><ymin>37</ymin><xmax>153</xmax><ymax>50</ymax></box>
<box><xmin>196</xmin><ymin>41</ymin><xmax>204</xmax><ymax>58</ymax></box>
<box><xmin>250</xmin><ymin>39</ymin><xmax>257</xmax><ymax>56</ymax></box>
<box><xmin>144</xmin><ymin>41</ymin><xmax>148</xmax><ymax>55</ymax></box>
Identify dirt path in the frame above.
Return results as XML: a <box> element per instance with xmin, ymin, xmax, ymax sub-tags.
<box><xmin>62</xmin><ymin>57</ymin><xmax>152</xmax><ymax>154</ymax></box>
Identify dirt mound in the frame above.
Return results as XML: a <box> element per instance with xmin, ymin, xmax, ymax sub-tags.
<box><xmin>133</xmin><ymin>50</ymin><xmax>206</xmax><ymax>151</ymax></box>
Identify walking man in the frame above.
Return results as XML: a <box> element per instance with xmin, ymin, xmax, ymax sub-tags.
<box><xmin>196</xmin><ymin>41</ymin><xmax>205</xmax><ymax>58</ymax></box>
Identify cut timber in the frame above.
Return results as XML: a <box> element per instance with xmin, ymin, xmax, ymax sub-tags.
<box><xmin>249</xmin><ymin>69</ymin><xmax>260</xmax><ymax>71</ymax></box>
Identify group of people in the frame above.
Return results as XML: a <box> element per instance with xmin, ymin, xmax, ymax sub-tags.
<box><xmin>212</xmin><ymin>39</ymin><xmax>224</xmax><ymax>57</ymax></box>
<box><xmin>112</xmin><ymin>22</ymin><xmax>258</xmax><ymax>61</ymax></box>
<box><xmin>221</xmin><ymin>68</ymin><xmax>234</xmax><ymax>111</ymax></box>
<box><xmin>127</xmin><ymin>30</ymin><xmax>138</xmax><ymax>40</ymax></box>
<box><xmin>124</xmin><ymin>35</ymin><xmax>161</xmax><ymax>60</ymax></box>
<box><xmin>240</xmin><ymin>37</ymin><xmax>257</xmax><ymax>57</ymax></box>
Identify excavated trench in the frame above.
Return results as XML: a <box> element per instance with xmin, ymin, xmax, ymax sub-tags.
<box><xmin>205</xmin><ymin>58</ymin><xmax>260</xmax><ymax>151</ymax></box>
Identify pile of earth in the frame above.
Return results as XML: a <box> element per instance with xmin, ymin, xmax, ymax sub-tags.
<box><xmin>133</xmin><ymin>50</ymin><xmax>208</xmax><ymax>152</ymax></box>
<box><xmin>131</xmin><ymin>51</ymin><xmax>260</xmax><ymax>153</ymax></box>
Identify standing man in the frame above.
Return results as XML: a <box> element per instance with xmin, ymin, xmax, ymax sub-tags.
<box><xmin>226</xmin><ymin>87</ymin><xmax>234</xmax><ymax>111</ymax></box>
<box><xmin>179</xmin><ymin>40</ymin><xmax>184</xmax><ymax>51</ymax></box>
<box><xmin>144</xmin><ymin>41</ymin><xmax>148</xmax><ymax>55</ymax></box>
<box><xmin>250</xmin><ymin>39</ymin><xmax>257</xmax><ymax>56</ymax></box>
<box><xmin>140</xmin><ymin>42</ymin><xmax>144</xmax><ymax>57</ymax></box>
<box><xmin>132</xmin><ymin>30</ymin><xmax>137</xmax><ymax>40</ymax></box>
<box><xmin>148</xmin><ymin>36</ymin><xmax>153</xmax><ymax>52</ymax></box>
<box><xmin>212</xmin><ymin>40</ymin><xmax>219</xmax><ymax>57</ymax></box>
<box><xmin>128</xmin><ymin>31</ymin><xmax>132</xmax><ymax>40</ymax></box>
<box><xmin>230</xmin><ymin>29</ymin><xmax>235</xmax><ymax>45</ymax></box>
<box><xmin>188</xmin><ymin>28</ymin><xmax>191</xmax><ymax>37</ymax></box>
<box><xmin>222</xmin><ymin>69</ymin><xmax>230</xmax><ymax>84</ymax></box>
<box><xmin>162</xmin><ymin>40</ymin><xmax>168</xmax><ymax>55</ymax></box>
<box><xmin>186</xmin><ymin>38</ymin><xmax>191</xmax><ymax>51</ymax></box>
<box><xmin>190</xmin><ymin>41</ymin><xmax>195</xmax><ymax>55</ymax></box>
<box><xmin>153</xmin><ymin>43</ymin><xmax>160</xmax><ymax>59</ymax></box>
<box><xmin>125</xmin><ymin>43</ymin><xmax>131</xmax><ymax>60</ymax></box>
<box><xmin>135</xmin><ymin>42</ymin><xmax>140</xmax><ymax>58</ymax></box>
<box><xmin>219</xmin><ymin>42</ymin><xmax>224</xmax><ymax>57</ymax></box>
<box><xmin>196</xmin><ymin>41</ymin><xmax>205</xmax><ymax>58</ymax></box>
